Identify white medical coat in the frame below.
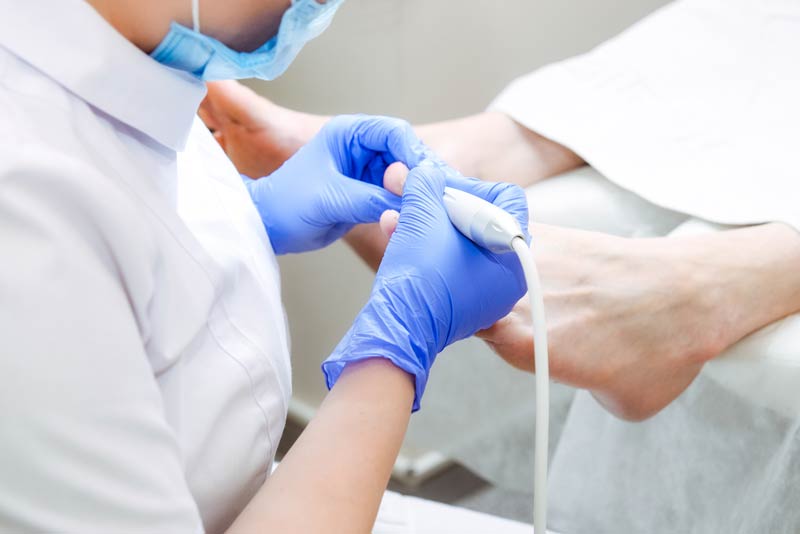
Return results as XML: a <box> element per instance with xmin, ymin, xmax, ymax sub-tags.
<box><xmin>0</xmin><ymin>1</ymin><xmax>291</xmax><ymax>532</ymax></box>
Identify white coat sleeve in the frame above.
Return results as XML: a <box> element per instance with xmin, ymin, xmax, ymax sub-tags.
<box><xmin>0</xmin><ymin>148</ymin><xmax>205</xmax><ymax>532</ymax></box>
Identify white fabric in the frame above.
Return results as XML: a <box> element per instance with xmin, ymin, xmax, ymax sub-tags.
<box><xmin>523</xmin><ymin>171</ymin><xmax>800</xmax><ymax>533</ymax></box>
<box><xmin>526</xmin><ymin>165</ymin><xmax>688</xmax><ymax>237</ymax></box>
<box><xmin>374</xmin><ymin>491</ymin><xmax>539</xmax><ymax>534</ymax></box>
<box><xmin>487</xmin><ymin>5</ymin><xmax>800</xmax><ymax>526</ymax></box>
<box><xmin>0</xmin><ymin>1</ymin><xmax>291</xmax><ymax>532</ymax></box>
<box><xmin>491</xmin><ymin>0</ymin><xmax>800</xmax><ymax>232</ymax></box>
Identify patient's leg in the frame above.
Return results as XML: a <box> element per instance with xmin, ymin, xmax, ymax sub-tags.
<box><xmin>417</xmin><ymin>112</ymin><xmax>583</xmax><ymax>187</ymax></box>
<box><xmin>200</xmin><ymin>81</ymin><xmax>582</xmax><ymax>186</ymax></box>
<box><xmin>199</xmin><ymin>80</ymin><xmax>584</xmax><ymax>268</ymax></box>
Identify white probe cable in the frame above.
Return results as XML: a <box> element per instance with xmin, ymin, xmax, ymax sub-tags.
<box><xmin>511</xmin><ymin>236</ymin><xmax>549</xmax><ymax>534</ymax></box>
<box><xmin>442</xmin><ymin>187</ymin><xmax>549</xmax><ymax>533</ymax></box>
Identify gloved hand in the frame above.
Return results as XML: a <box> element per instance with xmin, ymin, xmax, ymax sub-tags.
<box><xmin>244</xmin><ymin>114</ymin><xmax>432</xmax><ymax>255</ymax></box>
<box><xmin>322</xmin><ymin>162</ymin><xmax>530</xmax><ymax>410</ymax></box>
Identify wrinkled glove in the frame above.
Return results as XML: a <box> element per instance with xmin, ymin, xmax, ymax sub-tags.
<box><xmin>322</xmin><ymin>162</ymin><xmax>530</xmax><ymax>411</ymax></box>
<box><xmin>244</xmin><ymin>114</ymin><xmax>431</xmax><ymax>254</ymax></box>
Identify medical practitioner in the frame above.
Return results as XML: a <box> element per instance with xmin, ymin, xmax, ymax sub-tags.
<box><xmin>0</xmin><ymin>0</ymin><xmax>537</xmax><ymax>532</ymax></box>
<box><xmin>200</xmin><ymin>0</ymin><xmax>800</xmax><ymax>532</ymax></box>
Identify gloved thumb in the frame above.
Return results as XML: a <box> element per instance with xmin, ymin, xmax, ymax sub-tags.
<box><xmin>396</xmin><ymin>164</ymin><xmax>448</xmax><ymax>235</ymax></box>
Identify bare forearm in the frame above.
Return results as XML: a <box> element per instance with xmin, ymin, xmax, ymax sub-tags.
<box><xmin>227</xmin><ymin>358</ymin><xmax>414</xmax><ymax>534</ymax></box>
<box><xmin>416</xmin><ymin>111</ymin><xmax>583</xmax><ymax>187</ymax></box>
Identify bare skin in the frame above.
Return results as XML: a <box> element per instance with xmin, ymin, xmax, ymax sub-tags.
<box><xmin>88</xmin><ymin>0</ymin><xmax>290</xmax><ymax>54</ymax></box>
<box><xmin>229</xmin><ymin>358</ymin><xmax>414</xmax><ymax>534</ymax></box>
<box><xmin>201</xmin><ymin>81</ymin><xmax>800</xmax><ymax>421</ymax></box>
<box><xmin>482</xmin><ymin>222</ymin><xmax>800</xmax><ymax>420</ymax></box>
<box><xmin>198</xmin><ymin>81</ymin><xmax>325</xmax><ymax>178</ymax></box>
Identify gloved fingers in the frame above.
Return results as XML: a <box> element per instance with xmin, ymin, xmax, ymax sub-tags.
<box><xmin>434</xmin><ymin>164</ymin><xmax>528</xmax><ymax>222</ymax></box>
<box><xmin>319</xmin><ymin>222</ymin><xmax>352</xmax><ymax>248</ymax></box>
<box><xmin>365</xmin><ymin>154</ymin><xmax>391</xmax><ymax>187</ymax></box>
<box><xmin>481</xmin><ymin>181</ymin><xmax>530</xmax><ymax>242</ymax></box>
<box><xmin>240</xmin><ymin>173</ymin><xmax>262</xmax><ymax>194</ymax></box>
<box><xmin>240</xmin><ymin>172</ymin><xmax>275</xmax><ymax>198</ymax></box>
<box><xmin>402</xmin><ymin>165</ymin><xmax>447</xmax><ymax>205</ymax></box>
<box><xmin>407</xmin><ymin>161</ymin><xmax>530</xmax><ymax>239</ymax></box>
<box><xmin>444</xmin><ymin>173</ymin><xmax>501</xmax><ymax>201</ymax></box>
<box><xmin>444</xmin><ymin>174</ymin><xmax>531</xmax><ymax>242</ymax></box>
<box><xmin>491</xmin><ymin>183</ymin><xmax>531</xmax><ymax>243</ymax></box>
<box><xmin>326</xmin><ymin>179</ymin><xmax>402</xmax><ymax>225</ymax></box>
<box><xmin>352</xmin><ymin>116</ymin><xmax>430</xmax><ymax>169</ymax></box>
<box><xmin>394</xmin><ymin>165</ymin><xmax>448</xmax><ymax>235</ymax></box>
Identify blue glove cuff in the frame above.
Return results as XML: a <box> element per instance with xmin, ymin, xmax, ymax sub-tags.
<box><xmin>322</xmin><ymin>276</ymin><xmax>447</xmax><ymax>412</ymax></box>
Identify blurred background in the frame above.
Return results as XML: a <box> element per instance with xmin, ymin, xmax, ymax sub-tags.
<box><xmin>248</xmin><ymin>0</ymin><xmax>671</xmax><ymax>522</ymax></box>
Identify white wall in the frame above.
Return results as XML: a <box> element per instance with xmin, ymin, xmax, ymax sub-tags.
<box><xmin>247</xmin><ymin>0</ymin><xmax>671</xmax><ymax>459</ymax></box>
<box><xmin>250</xmin><ymin>0</ymin><xmax>671</xmax><ymax>121</ymax></box>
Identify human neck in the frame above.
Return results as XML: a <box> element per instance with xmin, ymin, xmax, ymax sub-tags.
<box><xmin>85</xmin><ymin>0</ymin><xmax>189</xmax><ymax>53</ymax></box>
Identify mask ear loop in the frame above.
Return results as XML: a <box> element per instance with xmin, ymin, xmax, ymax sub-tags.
<box><xmin>192</xmin><ymin>0</ymin><xmax>201</xmax><ymax>32</ymax></box>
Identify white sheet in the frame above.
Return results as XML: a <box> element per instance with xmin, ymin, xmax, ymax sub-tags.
<box><xmin>491</xmin><ymin>0</ymin><xmax>800</xmax><ymax>231</ymax></box>
<box><xmin>374</xmin><ymin>491</ymin><xmax>540</xmax><ymax>534</ymax></box>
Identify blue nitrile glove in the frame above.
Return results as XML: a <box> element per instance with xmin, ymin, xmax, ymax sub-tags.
<box><xmin>243</xmin><ymin>114</ymin><xmax>432</xmax><ymax>255</ymax></box>
<box><xmin>322</xmin><ymin>162</ymin><xmax>530</xmax><ymax>411</ymax></box>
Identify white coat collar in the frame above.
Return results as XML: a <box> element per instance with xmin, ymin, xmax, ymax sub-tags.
<box><xmin>0</xmin><ymin>0</ymin><xmax>206</xmax><ymax>152</ymax></box>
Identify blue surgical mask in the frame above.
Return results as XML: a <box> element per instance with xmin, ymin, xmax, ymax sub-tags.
<box><xmin>151</xmin><ymin>0</ymin><xmax>343</xmax><ymax>81</ymax></box>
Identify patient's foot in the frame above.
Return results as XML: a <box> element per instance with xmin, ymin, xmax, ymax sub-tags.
<box><xmin>199</xmin><ymin>80</ymin><xmax>327</xmax><ymax>178</ymax></box>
